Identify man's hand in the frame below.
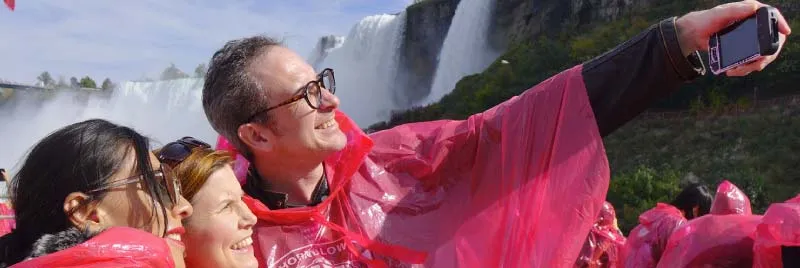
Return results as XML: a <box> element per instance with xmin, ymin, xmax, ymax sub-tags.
<box><xmin>675</xmin><ymin>0</ymin><xmax>791</xmax><ymax>76</ymax></box>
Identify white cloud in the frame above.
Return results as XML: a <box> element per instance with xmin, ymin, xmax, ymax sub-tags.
<box><xmin>0</xmin><ymin>0</ymin><xmax>409</xmax><ymax>84</ymax></box>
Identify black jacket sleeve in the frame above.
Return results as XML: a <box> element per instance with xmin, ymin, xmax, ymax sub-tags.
<box><xmin>583</xmin><ymin>17</ymin><xmax>707</xmax><ymax>137</ymax></box>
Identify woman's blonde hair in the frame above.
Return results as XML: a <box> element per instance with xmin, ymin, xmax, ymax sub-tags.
<box><xmin>155</xmin><ymin>147</ymin><xmax>234</xmax><ymax>201</ymax></box>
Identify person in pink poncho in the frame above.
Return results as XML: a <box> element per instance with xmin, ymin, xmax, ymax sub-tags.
<box><xmin>618</xmin><ymin>182</ymin><xmax>715</xmax><ymax>267</ymax></box>
<box><xmin>753</xmin><ymin>194</ymin><xmax>800</xmax><ymax>268</ymax></box>
<box><xmin>200</xmin><ymin>1</ymin><xmax>791</xmax><ymax>267</ymax></box>
<box><xmin>575</xmin><ymin>201</ymin><xmax>626</xmax><ymax>268</ymax></box>
<box><xmin>0</xmin><ymin>119</ymin><xmax>193</xmax><ymax>267</ymax></box>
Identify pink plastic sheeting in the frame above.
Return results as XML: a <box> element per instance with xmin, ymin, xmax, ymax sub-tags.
<box><xmin>10</xmin><ymin>227</ymin><xmax>175</xmax><ymax>268</ymax></box>
<box><xmin>214</xmin><ymin>135</ymin><xmax>250</xmax><ymax>184</ymax></box>
<box><xmin>0</xmin><ymin>203</ymin><xmax>14</xmax><ymax>237</ymax></box>
<box><xmin>235</xmin><ymin>65</ymin><xmax>610</xmax><ymax>267</ymax></box>
<box><xmin>752</xmin><ymin>195</ymin><xmax>800</xmax><ymax>268</ymax></box>
<box><xmin>618</xmin><ymin>203</ymin><xmax>686</xmax><ymax>268</ymax></box>
<box><xmin>656</xmin><ymin>214</ymin><xmax>762</xmax><ymax>268</ymax></box>
<box><xmin>575</xmin><ymin>201</ymin><xmax>626</xmax><ymax>268</ymax></box>
<box><xmin>710</xmin><ymin>180</ymin><xmax>752</xmax><ymax>215</ymax></box>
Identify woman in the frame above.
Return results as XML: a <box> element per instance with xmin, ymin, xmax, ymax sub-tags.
<box><xmin>0</xmin><ymin>119</ymin><xmax>193</xmax><ymax>267</ymax></box>
<box><xmin>156</xmin><ymin>136</ymin><xmax>258</xmax><ymax>268</ymax></box>
<box><xmin>670</xmin><ymin>183</ymin><xmax>713</xmax><ymax>220</ymax></box>
<box><xmin>575</xmin><ymin>201</ymin><xmax>626</xmax><ymax>268</ymax></box>
<box><xmin>619</xmin><ymin>183</ymin><xmax>713</xmax><ymax>267</ymax></box>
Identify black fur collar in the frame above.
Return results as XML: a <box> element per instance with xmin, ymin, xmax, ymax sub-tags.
<box><xmin>27</xmin><ymin>227</ymin><xmax>97</xmax><ymax>259</ymax></box>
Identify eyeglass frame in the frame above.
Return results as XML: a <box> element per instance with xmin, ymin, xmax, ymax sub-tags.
<box><xmin>246</xmin><ymin>68</ymin><xmax>336</xmax><ymax>123</ymax></box>
<box><xmin>86</xmin><ymin>164</ymin><xmax>182</xmax><ymax>208</ymax></box>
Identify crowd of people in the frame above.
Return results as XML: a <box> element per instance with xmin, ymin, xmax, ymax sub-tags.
<box><xmin>0</xmin><ymin>1</ymin><xmax>798</xmax><ymax>267</ymax></box>
<box><xmin>575</xmin><ymin>181</ymin><xmax>800</xmax><ymax>267</ymax></box>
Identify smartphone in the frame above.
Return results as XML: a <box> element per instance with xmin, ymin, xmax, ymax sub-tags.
<box><xmin>708</xmin><ymin>6</ymin><xmax>780</xmax><ymax>75</ymax></box>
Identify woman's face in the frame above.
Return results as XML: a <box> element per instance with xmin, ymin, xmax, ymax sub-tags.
<box><xmin>184</xmin><ymin>166</ymin><xmax>258</xmax><ymax>268</ymax></box>
<box><xmin>93</xmin><ymin>150</ymin><xmax>194</xmax><ymax>268</ymax></box>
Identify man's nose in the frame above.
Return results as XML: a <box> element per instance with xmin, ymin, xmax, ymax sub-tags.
<box><xmin>318</xmin><ymin>87</ymin><xmax>339</xmax><ymax>110</ymax></box>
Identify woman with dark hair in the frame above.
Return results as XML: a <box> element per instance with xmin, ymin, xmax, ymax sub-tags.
<box><xmin>0</xmin><ymin>119</ymin><xmax>193</xmax><ymax>267</ymax></box>
<box><xmin>670</xmin><ymin>183</ymin><xmax>713</xmax><ymax>220</ymax></box>
<box><xmin>620</xmin><ymin>183</ymin><xmax>714</xmax><ymax>267</ymax></box>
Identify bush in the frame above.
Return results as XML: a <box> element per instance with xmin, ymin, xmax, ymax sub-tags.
<box><xmin>606</xmin><ymin>165</ymin><xmax>682</xmax><ymax>233</ymax></box>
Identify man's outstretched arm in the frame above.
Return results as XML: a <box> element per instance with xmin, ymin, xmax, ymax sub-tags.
<box><xmin>584</xmin><ymin>0</ymin><xmax>790</xmax><ymax>137</ymax></box>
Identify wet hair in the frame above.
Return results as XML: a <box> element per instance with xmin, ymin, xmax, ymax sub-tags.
<box><xmin>0</xmin><ymin>119</ymin><xmax>170</xmax><ymax>265</ymax></box>
<box><xmin>202</xmin><ymin>35</ymin><xmax>283</xmax><ymax>160</ymax></box>
<box><xmin>155</xmin><ymin>147</ymin><xmax>233</xmax><ymax>201</ymax></box>
<box><xmin>670</xmin><ymin>183</ymin><xmax>713</xmax><ymax>220</ymax></box>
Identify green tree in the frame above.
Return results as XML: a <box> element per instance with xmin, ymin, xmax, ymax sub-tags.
<box><xmin>79</xmin><ymin>76</ymin><xmax>97</xmax><ymax>88</ymax></box>
<box><xmin>56</xmin><ymin>76</ymin><xmax>68</xmax><ymax>89</ymax></box>
<box><xmin>161</xmin><ymin>63</ymin><xmax>189</xmax><ymax>80</ymax></box>
<box><xmin>735</xmin><ymin>96</ymin><xmax>751</xmax><ymax>110</ymax></box>
<box><xmin>101</xmin><ymin>78</ymin><xmax>115</xmax><ymax>90</ymax></box>
<box><xmin>194</xmin><ymin>63</ymin><xmax>207</xmax><ymax>78</ymax></box>
<box><xmin>707</xmin><ymin>87</ymin><xmax>728</xmax><ymax>113</ymax></box>
<box><xmin>69</xmin><ymin>77</ymin><xmax>80</xmax><ymax>88</ymax></box>
<box><xmin>606</xmin><ymin>165</ymin><xmax>682</xmax><ymax>233</ymax></box>
<box><xmin>689</xmin><ymin>95</ymin><xmax>705</xmax><ymax>115</ymax></box>
<box><xmin>37</xmin><ymin>71</ymin><xmax>55</xmax><ymax>88</ymax></box>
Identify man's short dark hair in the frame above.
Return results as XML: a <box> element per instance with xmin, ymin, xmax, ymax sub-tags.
<box><xmin>202</xmin><ymin>35</ymin><xmax>283</xmax><ymax>159</ymax></box>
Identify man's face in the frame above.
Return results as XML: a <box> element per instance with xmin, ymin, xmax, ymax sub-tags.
<box><xmin>248</xmin><ymin>46</ymin><xmax>347</xmax><ymax>159</ymax></box>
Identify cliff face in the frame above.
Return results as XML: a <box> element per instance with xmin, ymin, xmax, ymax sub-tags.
<box><xmin>398</xmin><ymin>0</ymin><xmax>461</xmax><ymax>106</ymax></box>
<box><xmin>490</xmin><ymin>0</ymin><xmax>656</xmax><ymax>49</ymax></box>
<box><xmin>308</xmin><ymin>35</ymin><xmax>345</xmax><ymax>70</ymax></box>
<box><xmin>397</xmin><ymin>0</ymin><xmax>655</xmax><ymax>105</ymax></box>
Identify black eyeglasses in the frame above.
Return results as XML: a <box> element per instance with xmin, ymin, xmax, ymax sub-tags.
<box><xmin>87</xmin><ymin>164</ymin><xmax>182</xmax><ymax>208</ymax></box>
<box><xmin>247</xmin><ymin>68</ymin><xmax>335</xmax><ymax>122</ymax></box>
<box><xmin>157</xmin><ymin>136</ymin><xmax>212</xmax><ymax>164</ymax></box>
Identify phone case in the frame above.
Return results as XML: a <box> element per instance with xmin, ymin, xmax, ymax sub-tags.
<box><xmin>708</xmin><ymin>6</ymin><xmax>780</xmax><ymax>75</ymax></box>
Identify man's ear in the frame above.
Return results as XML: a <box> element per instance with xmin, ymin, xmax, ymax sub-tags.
<box><xmin>64</xmin><ymin>192</ymin><xmax>102</xmax><ymax>232</ymax></box>
<box><xmin>238</xmin><ymin>123</ymin><xmax>273</xmax><ymax>153</ymax></box>
<box><xmin>693</xmin><ymin>205</ymin><xmax>700</xmax><ymax>218</ymax></box>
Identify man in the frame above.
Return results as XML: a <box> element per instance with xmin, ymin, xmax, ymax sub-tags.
<box><xmin>202</xmin><ymin>1</ymin><xmax>790</xmax><ymax>267</ymax></box>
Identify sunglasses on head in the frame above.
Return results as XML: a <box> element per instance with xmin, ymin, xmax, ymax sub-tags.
<box><xmin>87</xmin><ymin>164</ymin><xmax>182</xmax><ymax>208</ymax></box>
<box><xmin>157</xmin><ymin>136</ymin><xmax>212</xmax><ymax>164</ymax></box>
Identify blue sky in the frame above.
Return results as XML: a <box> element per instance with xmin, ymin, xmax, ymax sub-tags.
<box><xmin>0</xmin><ymin>0</ymin><xmax>412</xmax><ymax>84</ymax></box>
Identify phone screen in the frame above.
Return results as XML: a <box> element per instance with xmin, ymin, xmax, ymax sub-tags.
<box><xmin>720</xmin><ymin>16</ymin><xmax>759</xmax><ymax>67</ymax></box>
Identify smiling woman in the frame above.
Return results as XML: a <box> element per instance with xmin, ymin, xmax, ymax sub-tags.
<box><xmin>155</xmin><ymin>137</ymin><xmax>259</xmax><ymax>268</ymax></box>
<box><xmin>0</xmin><ymin>119</ymin><xmax>192</xmax><ymax>267</ymax></box>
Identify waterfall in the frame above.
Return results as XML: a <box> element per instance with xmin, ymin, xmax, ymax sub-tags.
<box><xmin>0</xmin><ymin>0</ymin><xmax>505</xmax><ymax>170</ymax></box>
<box><xmin>0</xmin><ymin>79</ymin><xmax>217</xmax><ymax>170</ymax></box>
<box><xmin>317</xmin><ymin>12</ymin><xmax>406</xmax><ymax>127</ymax></box>
<box><xmin>422</xmin><ymin>0</ymin><xmax>500</xmax><ymax>105</ymax></box>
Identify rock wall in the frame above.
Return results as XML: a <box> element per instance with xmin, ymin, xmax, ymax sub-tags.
<box><xmin>398</xmin><ymin>0</ymin><xmax>461</xmax><ymax>106</ymax></box>
<box><xmin>308</xmin><ymin>35</ymin><xmax>345</xmax><ymax>70</ymax></box>
<box><xmin>397</xmin><ymin>0</ymin><xmax>656</xmax><ymax>105</ymax></box>
<box><xmin>490</xmin><ymin>0</ymin><xmax>656</xmax><ymax>49</ymax></box>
